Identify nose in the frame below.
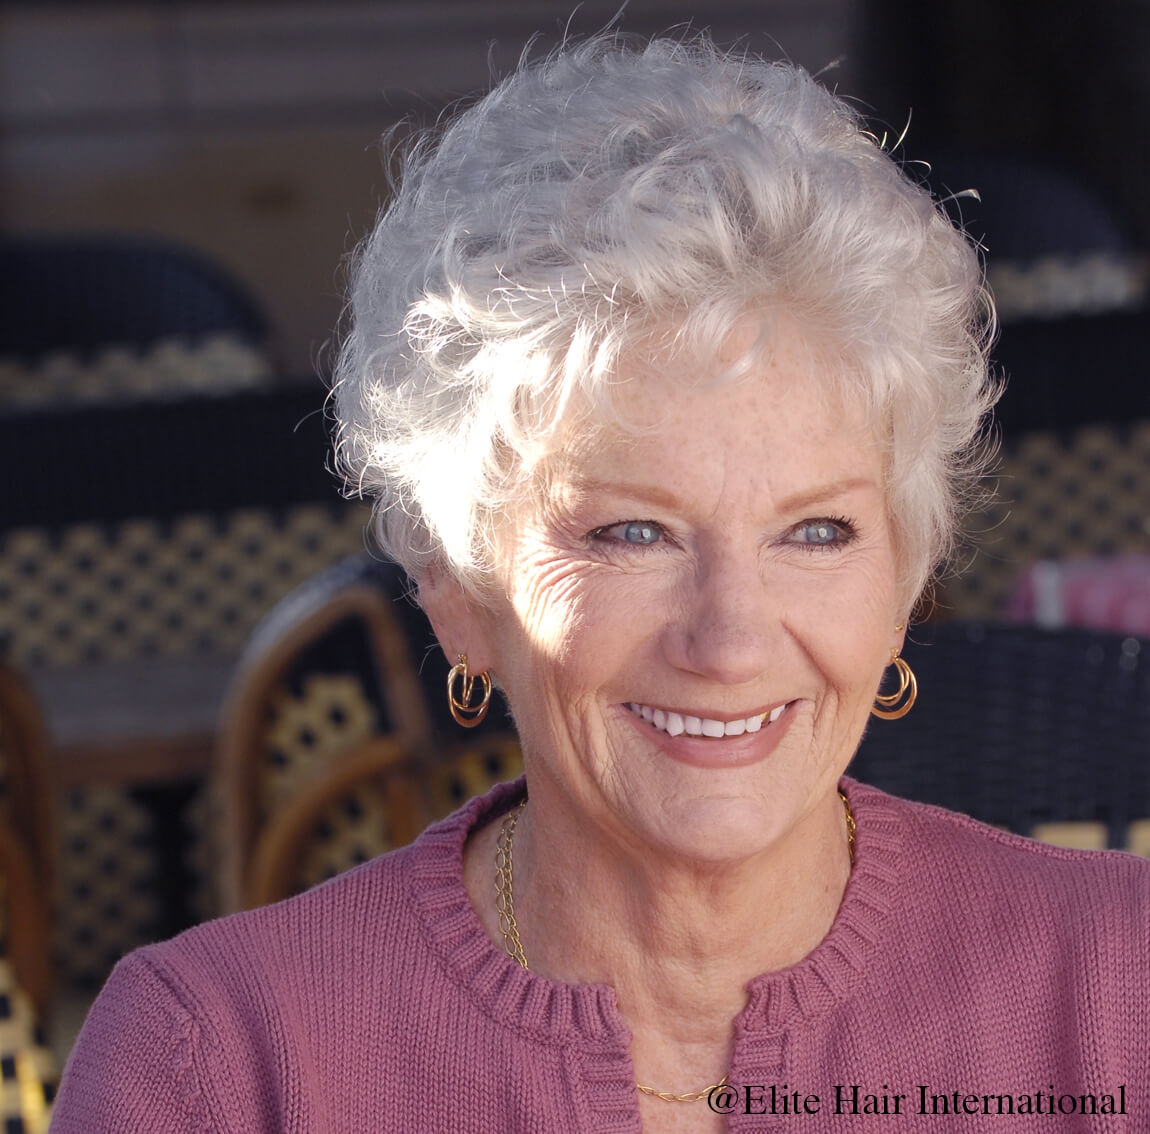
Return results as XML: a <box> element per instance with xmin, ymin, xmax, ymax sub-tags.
<box><xmin>664</xmin><ymin>545</ymin><xmax>775</xmax><ymax>686</ymax></box>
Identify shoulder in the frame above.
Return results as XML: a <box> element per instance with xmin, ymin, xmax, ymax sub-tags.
<box><xmin>52</xmin><ymin>783</ymin><xmax>524</xmax><ymax>1131</ymax></box>
<box><xmin>140</xmin><ymin>780</ymin><xmax>506</xmax><ymax>1015</ymax></box>
<box><xmin>77</xmin><ymin>776</ymin><xmax>526</xmax><ymax>1030</ymax></box>
<box><xmin>833</xmin><ymin>782</ymin><xmax>1150</xmax><ymax>1090</ymax></box>
<box><xmin>149</xmin><ymin>842</ymin><xmax>416</xmax><ymax>1004</ymax></box>
<box><xmin>51</xmin><ymin>843</ymin><xmax>423</xmax><ymax>1128</ymax></box>
<box><xmin>850</xmin><ymin>775</ymin><xmax>1150</xmax><ymax>878</ymax></box>
<box><xmin>850</xmin><ymin>779</ymin><xmax>1150</xmax><ymax>940</ymax></box>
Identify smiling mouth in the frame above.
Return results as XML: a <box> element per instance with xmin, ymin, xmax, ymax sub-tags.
<box><xmin>626</xmin><ymin>701</ymin><xmax>790</xmax><ymax>738</ymax></box>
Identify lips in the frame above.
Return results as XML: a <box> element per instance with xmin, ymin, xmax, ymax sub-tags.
<box><xmin>626</xmin><ymin>701</ymin><xmax>789</xmax><ymax>738</ymax></box>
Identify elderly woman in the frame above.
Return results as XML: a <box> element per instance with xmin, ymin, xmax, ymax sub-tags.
<box><xmin>51</xmin><ymin>34</ymin><xmax>1147</xmax><ymax>1133</ymax></box>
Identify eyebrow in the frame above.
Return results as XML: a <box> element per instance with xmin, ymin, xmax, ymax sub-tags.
<box><xmin>564</xmin><ymin>479</ymin><xmax>685</xmax><ymax>512</ymax></box>
<box><xmin>566</xmin><ymin>477</ymin><xmax>880</xmax><ymax>514</ymax></box>
<box><xmin>774</xmin><ymin>478</ymin><xmax>881</xmax><ymax>513</ymax></box>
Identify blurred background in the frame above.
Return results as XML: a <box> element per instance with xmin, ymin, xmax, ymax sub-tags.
<box><xmin>0</xmin><ymin>2</ymin><xmax>1147</xmax><ymax>1124</ymax></box>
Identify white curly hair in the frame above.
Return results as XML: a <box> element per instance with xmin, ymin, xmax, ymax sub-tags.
<box><xmin>332</xmin><ymin>32</ymin><xmax>997</xmax><ymax>604</ymax></box>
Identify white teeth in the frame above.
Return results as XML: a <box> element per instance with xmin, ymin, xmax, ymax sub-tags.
<box><xmin>628</xmin><ymin>702</ymin><xmax>791</xmax><ymax>737</ymax></box>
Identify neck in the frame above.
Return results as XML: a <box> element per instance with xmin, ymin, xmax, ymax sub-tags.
<box><xmin>464</xmin><ymin>775</ymin><xmax>854</xmax><ymax>1066</ymax></box>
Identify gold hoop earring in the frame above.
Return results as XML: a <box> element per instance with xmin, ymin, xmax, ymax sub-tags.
<box><xmin>871</xmin><ymin>650</ymin><xmax>917</xmax><ymax>720</ymax></box>
<box><xmin>447</xmin><ymin>653</ymin><xmax>492</xmax><ymax>728</ymax></box>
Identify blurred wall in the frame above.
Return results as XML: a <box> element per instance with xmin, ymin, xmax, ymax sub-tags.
<box><xmin>0</xmin><ymin>1</ymin><xmax>862</xmax><ymax>376</ymax></box>
<box><xmin>858</xmin><ymin>0</ymin><xmax>1150</xmax><ymax>253</ymax></box>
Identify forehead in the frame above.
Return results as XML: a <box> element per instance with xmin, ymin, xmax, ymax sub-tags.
<box><xmin>549</xmin><ymin>333</ymin><xmax>886</xmax><ymax>512</ymax></box>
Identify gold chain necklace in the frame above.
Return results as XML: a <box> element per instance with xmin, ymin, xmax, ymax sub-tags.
<box><xmin>494</xmin><ymin>790</ymin><xmax>856</xmax><ymax>1103</ymax></box>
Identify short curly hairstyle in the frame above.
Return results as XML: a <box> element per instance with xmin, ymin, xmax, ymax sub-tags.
<box><xmin>332</xmin><ymin>33</ymin><xmax>997</xmax><ymax>604</ymax></box>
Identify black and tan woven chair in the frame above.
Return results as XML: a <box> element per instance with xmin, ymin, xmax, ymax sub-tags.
<box><xmin>0</xmin><ymin>666</ymin><xmax>58</xmax><ymax>1131</ymax></box>
<box><xmin>245</xmin><ymin>736</ymin><xmax>425</xmax><ymax>908</ymax></box>
<box><xmin>944</xmin><ymin>418</ymin><xmax>1150</xmax><ymax>620</ymax></box>
<box><xmin>0</xmin><ymin>864</ymin><xmax>57</xmax><ymax>1133</ymax></box>
<box><xmin>928</xmin><ymin>154</ymin><xmax>1143</xmax><ymax>327</ymax></box>
<box><xmin>246</xmin><ymin>732</ymin><xmax>523</xmax><ymax>909</ymax></box>
<box><xmin>920</xmin><ymin>158</ymin><xmax>1150</xmax><ymax>620</ymax></box>
<box><xmin>0</xmin><ymin>663</ymin><xmax>55</xmax><ymax>928</ymax></box>
<box><xmin>216</xmin><ymin>552</ymin><xmax>518</xmax><ymax>910</ymax></box>
<box><xmin>424</xmin><ymin>733</ymin><xmax>525</xmax><ymax>821</ymax></box>
<box><xmin>851</xmin><ymin>621</ymin><xmax>1150</xmax><ymax>854</ymax></box>
<box><xmin>215</xmin><ymin>555</ymin><xmax>441</xmax><ymax>911</ymax></box>
<box><xmin>0</xmin><ymin>232</ymin><xmax>269</xmax><ymax>408</ymax></box>
<box><xmin>0</xmin><ymin>816</ymin><xmax>58</xmax><ymax>1130</ymax></box>
<box><xmin>0</xmin><ymin>235</ymin><xmax>376</xmax><ymax>986</ymax></box>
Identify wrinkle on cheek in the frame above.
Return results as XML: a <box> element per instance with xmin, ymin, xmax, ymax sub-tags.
<box><xmin>509</xmin><ymin>550</ymin><xmax>602</xmax><ymax>659</ymax></box>
<box><xmin>778</xmin><ymin>547</ymin><xmax>897</xmax><ymax>616</ymax></box>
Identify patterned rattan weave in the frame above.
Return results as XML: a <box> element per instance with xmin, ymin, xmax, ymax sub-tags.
<box><xmin>852</xmin><ymin>621</ymin><xmax>1150</xmax><ymax>849</ymax></box>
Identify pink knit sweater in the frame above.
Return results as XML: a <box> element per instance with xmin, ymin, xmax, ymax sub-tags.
<box><xmin>50</xmin><ymin>779</ymin><xmax>1150</xmax><ymax>1132</ymax></box>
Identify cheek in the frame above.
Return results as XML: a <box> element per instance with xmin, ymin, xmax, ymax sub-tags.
<box><xmin>510</xmin><ymin>557</ymin><xmax>584</xmax><ymax>656</ymax></box>
<box><xmin>500</xmin><ymin>546</ymin><xmax>622</xmax><ymax>676</ymax></box>
<box><xmin>782</xmin><ymin>559</ymin><xmax>900</xmax><ymax>689</ymax></box>
<box><xmin>500</xmin><ymin>549</ymin><xmax>669</xmax><ymax>702</ymax></box>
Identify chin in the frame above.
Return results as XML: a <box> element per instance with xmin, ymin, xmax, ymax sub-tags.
<box><xmin>635</xmin><ymin>794</ymin><xmax>793</xmax><ymax>867</ymax></box>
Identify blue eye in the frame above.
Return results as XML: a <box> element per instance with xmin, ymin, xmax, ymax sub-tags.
<box><xmin>797</xmin><ymin>523</ymin><xmax>839</xmax><ymax>544</ymax></box>
<box><xmin>595</xmin><ymin>520</ymin><xmax>664</xmax><ymax>546</ymax></box>
<box><xmin>622</xmin><ymin>521</ymin><xmax>661</xmax><ymax>545</ymax></box>
<box><xmin>791</xmin><ymin>518</ymin><xmax>856</xmax><ymax>547</ymax></box>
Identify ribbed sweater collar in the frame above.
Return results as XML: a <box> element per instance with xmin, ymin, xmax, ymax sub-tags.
<box><xmin>408</xmin><ymin>776</ymin><xmax>903</xmax><ymax>1045</ymax></box>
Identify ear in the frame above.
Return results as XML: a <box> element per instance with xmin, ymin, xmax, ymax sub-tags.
<box><xmin>893</xmin><ymin>621</ymin><xmax>909</xmax><ymax>655</ymax></box>
<box><xmin>417</xmin><ymin>563</ymin><xmax>498</xmax><ymax>673</ymax></box>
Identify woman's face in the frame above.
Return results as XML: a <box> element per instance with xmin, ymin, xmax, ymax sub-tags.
<box><xmin>435</xmin><ymin>326</ymin><xmax>904</xmax><ymax>865</ymax></box>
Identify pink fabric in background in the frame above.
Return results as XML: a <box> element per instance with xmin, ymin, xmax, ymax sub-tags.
<box><xmin>1006</xmin><ymin>553</ymin><xmax>1150</xmax><ymax>634</ymax></box>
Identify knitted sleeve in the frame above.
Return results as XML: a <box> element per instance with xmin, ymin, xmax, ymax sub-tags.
<box><xmin>49</xmin><ymin>951</ymin><xmax>230</xmax><ymax>1134</ymax></box>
